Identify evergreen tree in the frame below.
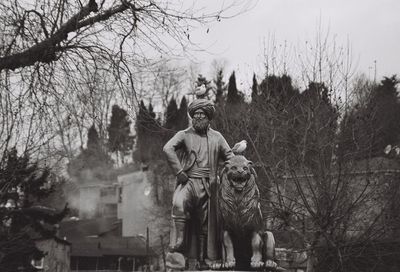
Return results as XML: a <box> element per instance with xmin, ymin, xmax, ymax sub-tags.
<box><xmin>338</xmin><ymin>76</ymin><xmax>400</xmax><ymax>159</ymax></box>
<box><xmin>226</xmin><ymin>71</ymin><xmax>242</xmax><ymax>105</ymax></box>
<box><xmin>108</xmin><ymin>105</ymin><xmax>134</xmax><ymax>164</ymax></box>
<box><xmin>87</xmin><ymin>124</ymin><xmax>101</xmax><ymax>150</ymax></box>
<box><xmin>135</xmin><ymin>101</ymin><xmax>163</xmax><ymax>163</ymax></box>
<box><xmin>177</xmin><ymin>96</ymin><xmax>189</xmax><ymax>130</ymax></box>
<box><xmin>164</xmin><ymin>98</ymin><xmax>179</xmax><ymax>131</ymax></box>
<box><xmin>0</xmin><ymin>148</ymin><xmax>68</xmax><ymax>272</ymax></box>
<box><xmin>68</xmin><ymin>125</ymin><xmax>113</xmax><ymax>181</ymax></box>
<box><xmin>258</xmin><ymin>74</ymin><xmax>298</xmax><ymax>109</ymax></box>
<box><xmin>214</xmin><ymin>69</ymin><xmax>226</xmax><ymax>105</ymax></box>
<box><xmin>295</xmin><ymin>82</ymin><xmax>338</xmax><ymax>170</ymax></box>
<box><xmin>251</xmin><ymin>73</ymin><xmax>258</xmax><ymax>103</ymax></box>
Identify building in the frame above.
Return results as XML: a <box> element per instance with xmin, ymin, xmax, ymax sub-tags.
<box><xmin>32</xmin><ymin>236</ymin><xmax>71</xmax><ymax>272</ymax></box>
<box><xmin>60</xmin><ymin>217</ymin><xmax>157</xmax><ymax>272</ymax></box>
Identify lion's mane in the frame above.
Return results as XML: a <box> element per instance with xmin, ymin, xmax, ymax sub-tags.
<box><xmin>219</xmin><ymin>156</ymin><xmax>263</xmax><ymax>234</ymax></box>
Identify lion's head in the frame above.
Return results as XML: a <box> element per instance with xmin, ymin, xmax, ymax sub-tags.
<box><xmin>223</xmin><ymin>155</ymin><xmax>256</xmax><ymax>192</ymax></box>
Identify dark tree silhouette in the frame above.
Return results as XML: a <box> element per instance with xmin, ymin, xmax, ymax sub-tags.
<box><xmin>68</xmin><ymin>124</ymin><xmax>113</xmax><ymax>181</ymax></box>
<box><xmin>108</xmin><ymin>105</ymin><xmax>134</xmax><ymax>164</ymax></box>
<box><xmin>251</xmin><ymin>73</ymin><xmax>258</xmax><ymax>103</ymax></box>
<box><xmin>177</xmin><ymin>96</ymin><xmax>189</xmax><ymax>130</ymax></box>
<box><xmin>338</xmin><ymin>76</ymin><xmax>400</xmax><ymax>160</ymax></box>
<box><xmin>214</xmin><ymin>69</ymin><xmax>226</xmax><ymax>105</ymax></box>
<box><xmin>164</xmin><ymin>98</ymin><xmax>179</xmax><ymax>132</ymax></box>
<box><xmin>135</xmin><ymin>101</ymin><xmax>163</xmax><ymax>163</ymax></box>
<box><xmin>226</xmin><ymin>71</ymin><xmax>242</xmax><ymax>105</ymax></box>
<box><xmin>0</xmin><ymin>148</ymin><xmax>68</xmax><ymax>272</ymax></box>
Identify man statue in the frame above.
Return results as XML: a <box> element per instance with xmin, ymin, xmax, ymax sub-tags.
<box><xmin>163</xmin><ymin>98</ymin><xmax>233</xmax><ymax>269</ymax></box>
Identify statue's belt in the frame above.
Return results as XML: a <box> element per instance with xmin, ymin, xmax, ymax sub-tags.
<box><xmin>186</xmin><ymin>167</ymin><xmax>210</xmax><ymax>178</ymax></box>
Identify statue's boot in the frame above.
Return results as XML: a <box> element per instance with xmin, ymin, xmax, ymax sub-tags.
<box><xmin>170</xmin><ymin>219</ymin><xmax>186</xmax><ymax>253</ymax></box>
<box><xmin>198</xmin><ymin>235</ymin><xmax>209</xmax><ymax>270</ymax></box>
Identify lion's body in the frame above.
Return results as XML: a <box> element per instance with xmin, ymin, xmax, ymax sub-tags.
<box><xmin>219</xmin><ymin>169</ymin><xmax>263</xmax><ymax>233</ymax></box>
<box><xmin>218</xmin><ymin>155</ymin><xmax>265</xmax><ymax>269</ymax></box>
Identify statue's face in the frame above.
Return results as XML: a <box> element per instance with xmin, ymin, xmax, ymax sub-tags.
<box><xmin>193</xmin><ymin>109</ymin><xmax>207</xmax><ymax>119</ymax></box>
<box><xmin>192</xmin><ymin>109</ymin><xmax>209</xmax><ymax>133</ymax></box>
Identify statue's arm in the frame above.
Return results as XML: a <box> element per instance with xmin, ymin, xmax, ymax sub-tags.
<box><xmin>163</xmin><ymin>131</ymin><xmax>185</xmax><ymax>175</ymax></box>
<box><xmin>219</xmin><ymin>134</ymin><xmax>234</xmax><ymax>161</ymax></box>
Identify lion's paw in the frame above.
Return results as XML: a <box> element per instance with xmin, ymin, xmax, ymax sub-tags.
<box><xmin>210</xmin><ymin>261</ymin><xmax>222</xmax><ymax>270</ymax></box>
<box><xmin>250</xmin><ymin>260</ymin><xmax>264</xmax><ymax>269</ymax></box>
<box><xmin>223</xmin><ymin>259</ymin><xmax>236</xmax><ymax>269</ymax></box>
<box><xmin>265</xmin><ymin>260</ymin><xmax>278</xmax><ymax>269</ymax></box>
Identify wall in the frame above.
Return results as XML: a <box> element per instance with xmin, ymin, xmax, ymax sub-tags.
<box><xmin>79</xmin><ymin>185</ymin><xmax>101</xmax><ymax>219</ymax></box>
<box><xmin>35</xmin><ymin>239</ymin><xmax>70</xmax><ymax>272</ymax></box>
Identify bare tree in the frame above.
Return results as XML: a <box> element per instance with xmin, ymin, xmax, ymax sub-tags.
<box><xmin>0</xmin><ymin>0</ymin><xmax>253</xmax><ymax>165</ymax></box>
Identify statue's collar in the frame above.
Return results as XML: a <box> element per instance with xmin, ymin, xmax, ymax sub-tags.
<box><xmin>187</xmin><ymin>126</ymin><xmax>214</xmax><ymax>136</ymax></box>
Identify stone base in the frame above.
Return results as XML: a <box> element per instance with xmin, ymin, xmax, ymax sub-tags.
<box><xmin>166</xmin><ymin>252</ymin><xmax>284</xmax><ymax>272</ymax></box>
<box><xmin>166</xmin><ymin>252</ymin><xmax>186</xmax><ymax>270</ymax></box>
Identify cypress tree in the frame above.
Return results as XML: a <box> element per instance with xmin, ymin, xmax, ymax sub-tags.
<box><xmin>177</xmin><ymin>96</ymin><xmax>189</xmax><ymax>130</ymax></box>
<box><xmin>164</xmin><ymin>98</ymin><xmax>179</xmax><ymax>130</ymax></box>
<box><xmin>226</xmin><ymin>71</ymin><xmax>241</xmax><ymax>105</ymax></box>
<box><xmin>214</xmin><ymin>69</ymin><xmax>226</xmax><ymax>105</ymax></box>
<box><xmin>251</xmin><ymin>73</ymin><xmax>258</xmax><ymax>103</ymax></box>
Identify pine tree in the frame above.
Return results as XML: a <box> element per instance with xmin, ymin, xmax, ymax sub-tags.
<box><xmin>108</xmin><ymin>105</ymin><xmax>134</xmax><ymax>164</ymax></box>
<box><xmin>0</xmin><ymin>148</ymin><xmax>68</xmax><ymax>272</ymax></box>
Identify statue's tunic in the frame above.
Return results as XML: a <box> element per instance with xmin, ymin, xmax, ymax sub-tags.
<box><xmin>163</xmin><ymin>126</ymin><xmax>233</xmax><ymax>260</ymax></box>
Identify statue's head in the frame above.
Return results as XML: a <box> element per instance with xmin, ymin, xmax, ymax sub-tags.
<box><xmin>188</xmin><ymin>99</ymin><xmax>215</xmax><ymax>134</ymax></box>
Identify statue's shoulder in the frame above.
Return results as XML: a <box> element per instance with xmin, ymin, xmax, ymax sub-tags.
<box><xmin>182</xmin><ymin>127</ymin><xmax>194</xmax><ymax>134</ymax></box>
<box><xmin>208</xmin><ymin>127</ymin><xmax>223</xmax><ymax>137</ymax></box>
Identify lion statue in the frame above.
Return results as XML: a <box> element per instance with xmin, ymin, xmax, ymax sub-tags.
<box><xmin>218</xmin><ymin>155</ymin><xmax>277</xmax><ymax>270</ymax></box>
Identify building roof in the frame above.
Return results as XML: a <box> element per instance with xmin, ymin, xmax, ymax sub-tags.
<box><xmin>59</xmin><ymin>217</ymin><xmax>121</xmax><ymax>240</ymax></box>
<box><xmin>69</xmin><ymin>236</ymin><xmax>156</xmax><ymax>257</ymax></box>
<box><xmin>34</xmin><ymin>236</ymin><xmax>72</xmax><ymax>246</ymax></box>
<box><xmin>117</xmin><ymin>171</ymin><xmax>144</xmax><ymax>185</ymax></box>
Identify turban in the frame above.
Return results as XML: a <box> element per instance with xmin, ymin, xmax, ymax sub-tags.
<box><xmin>188</xmin><ymin>99</ymin><xmax>215</xmax><ymax>119</ymax></box>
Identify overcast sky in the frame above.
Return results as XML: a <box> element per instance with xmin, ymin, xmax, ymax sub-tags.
<box><xmin>185</xmin><ymin>0</ymin><xmax>400</xmax><ymax>89</ymax></box>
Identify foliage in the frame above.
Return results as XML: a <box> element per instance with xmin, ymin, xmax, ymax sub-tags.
<box><xmin>0</xmin><ymin>148</ymin><xmax>68</xmax><ymax>272</ymax></box>
<box><xmin>177</xmin><ymin>96</ymin><xmax>189</xmax><ymax>130</ymax></box>
<box><xmin>213</xmin><ymin>69</ymin><xmax>400</xmax><ymax>271</ymax></box>
<box><xmin>68</xmin><ymin>124</ymin><xmax>113</xmax><ymax>181</ymax></box>
<box><xmin>214</xmin><ymin>68</ymin><xmax>226</xmax><ymax>105</ymax></box>
<box><xmin>164</xmin><ymin>98</ymin><xmax>179</xmax><ymax>132</ymax></box>
<box><xmin>108</xmin><ymin>105</ymin><xmax>134</xmax><ymax>164</ymax></box>
<box><xmin>226</xmin><ymin>71</ymin><xmax>243</xmax><ymax>106</ymax></box>
<box><xmin>135</xmin><ymin>101</ymin><xmax>164</xmax><ymax>163</ymax></box>
<box><xmin>339</xmin><ymin>76</ymin><xmax>400</xmax><ymax>160</ymax></box>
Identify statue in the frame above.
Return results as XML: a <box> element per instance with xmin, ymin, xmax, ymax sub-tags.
<box><xmin>163</xmin><ymin>90</ymin><xmax>279</xmax><ymax>271</ymax></box>
<box><xmin>218</xmin><ymin>155</ymin><xmax>278</xmax><ymax>270</ymax></box>
<box><xmin>163</xmin><ymin>98</ymin><xmax>234</xmax><ymax>269</ymax></box>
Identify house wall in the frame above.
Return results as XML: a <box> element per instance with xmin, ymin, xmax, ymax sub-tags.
<box><xmin>119</xmin><ymin>171</ymin><xmax>153</xmax><ymax>237</ymax></box>
<box><xmin>35</xmin><ymin>239</ymin><xmax>70</xmax><ymax>272</ymax></box>
<box><xmin>79</xmin><ymin>186</ymin><xmax>101</xmax><ymax>219</ymax></box>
